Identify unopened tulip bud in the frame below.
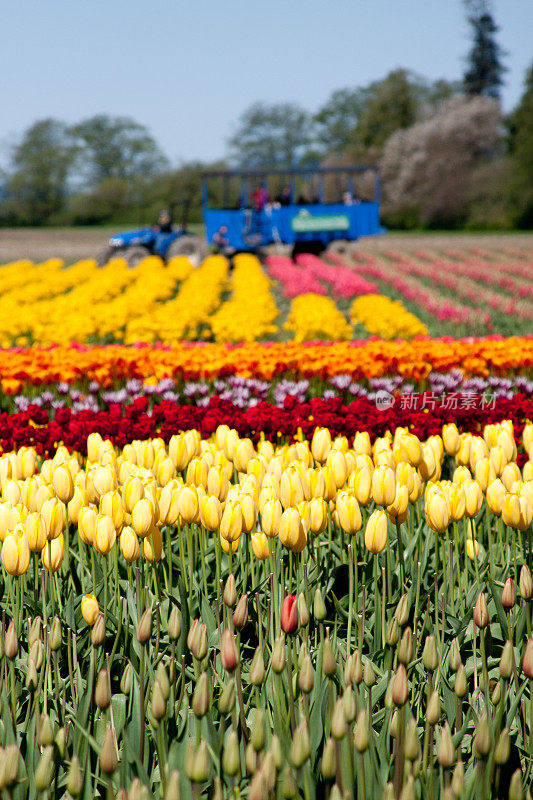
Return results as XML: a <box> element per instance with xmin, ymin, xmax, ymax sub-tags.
<box><xmin>473</xmin><ymin>713</ymin><xmax>492</xmax><ymax>758</ymax></box>
<box><xmin>331</xmin><ymin>698</ymin><xmax>347</xmax><ymax>740</ymax></box>
<box><xmin>4</xmin><ymin>622</ymin><xmax>18</xmax><ymax>660</ymax></box>
<box><xmin>95</xmin><ymin>669</ymin><xmax>111</xmax><ymax>710</ymax></box>
<box><xmin>353</xmin><ymin>710</ymin><xmax>369</xmax><ymax>752</ymax></box>
<box><xmin>271</xmin><ymin>635</ymin><xmax>286</xmax><ymax>673</ymax></box>
<box><xmin>520</xmin><ymin>565</ymin><xmax>532</xmax><ymax>600</ymax></box>
<box><xmin>222</xmin><ymin>730</ymin><xmax>240</xmax><ymax>777</ymax></box>
<box><xmin>55</xmin><ymin>727</ymin><xmax>66</xmax><ymax>759</ymax></box>
<box><xmin>223</xmin><ymin>574</ymin><xmax>237</xmax><ymax>608</ymax></box>
<box><xmin>290</xmin><ymin>723</ymin><xmax>310</xmax><ymax>768</ymax></box>
<box><xmin>522</xmin><ymin>638</ymin><xmax>533</xmax><ymax>678</ymax></box>
<box><xmin>494</xmin><ymin>728</ymin><xmax>510</xmax><ymax>765</ymax></box>
<box><xmin>386</xmin><ymin>616</ymin><xmax>399</xmax><ymax>647</ymax></box>
<box><xmin>245</xmin><ymin>742</ymin><xmax>257</xmax><ymax>775</ymax></box>
<box><xmin>399</xmin><ymin>776</ymin><xmax>415</xmax><ymax>800</ymax></box>
<box><xmin>297</xmin><ymin>592</ymin><xmax>309</xmax><ymax>627</ymax></box>
<box><xmin>363</xmin><ymin>658</ymin><xmax>375</xmax><ymax>688</ymax></box>
<box><xmin>121</xmin><ymin>662</ymin><xmax>133</xmax><ymax>694</ymax></box>
<box><xmin>91</xmin><ymin>614</ymin><xmax>105</xmax><ymax>647</ymax></box>
<box><xmin>382</xmin><ymin>783</ymin><xmax>395</xmax><ymax>800</ymax></box>
<box><xmin>404</xmin><ymin>718</ymin><xmax>420</xmax><ymax>761</ymax></box>
<box><xmin>500</xmin><ymin>640</ymin><xmax>514</xmax><ymax>679</ymax></box>
<box><xmin>437</xmin><ymin>723</ymin><xmax>455</xmax><ymax>767</ymax></box>
<box><xmin>280</xmin><ymin>594</ymin><xmax>298</xmax><ymax>634</ymax></box>
<box><xmin>192</xmin><ymin>672</ymin><xmax>209</xmax><ymax>718</ymax></box>
<box><xmin>30</xmin><ymin>638</ymin><xmax>44</xmax><ymax>670</ymax></box>
<box><xmin>26</xmin><ymin>660</ymin><xmax>38</xmax><ymax>692</ymax></box>
<box><xmin>218</xmin><ymin>680</ymin><xmax>235</xmax><ymax>714</ymax></box>
<box><xmin>100</xmin><ymin>727</ymin><xmax>119</xmax><ymax>774</ymax></box>
<box><xmin>398</xmin><ymin>627</ymin><xmax>414</xmax><ymax>665</ymax></box>
<box><xmin>492</xmin><ymin>681</ymin><xmax>501</xmax><ymax>705</ymax></box>
<box><xmin>29</xmin><ymin>616</ymin><xmax>42</xmax><ymax>649</ymax></box>
<box><xmin>322</xmin><ymin>633</ymin><xmax>336</xmax><ymax>677</ymax></box>
<box><xmin>343</xmin><ymin>686</ymin><xmax>356</xmax><ymax>723</ymax></box>
<box><xmin>321</xmin><ymin>737</ymin><xmax>336</xmax><ymax>779</ymax></box>
<box><xmin>449</xmin><ymin>638</ymin><xmax>461</xmax><ymax>672</ymax></box>
<box><xmin>37</xmin><ymin>713</ymin><xmax>54</xmax><ymax>748</ymax></box>
<box><xmin>423</xmin><ymin>635</ymin><xmax>439</xmax><ymax>672</ymax></box>
<box><xmin>67</xmin><ymin>754</ymin><xmax>83</xmax><ymax>797</ymax></box>
<box><xmin>394</xmin><ymin>593</ymin><xmax>410</xmax><ymax>626</ymax></box>
<box><xmin>165</xmin><ymin>770</ymin><xmax>181</xmax><ymax>800</ymax></box>
<box><xmin>473</xmin><ymin>592</ymin><xmax>489</xmax><ymax>629</ymax></box>
<box><xmin>221</xmin><ymin>628</ymin><xmax>239</xmax><ymax>672</ymax></box>
<box><xmin>313</xmin><ymin>587</ymin><xmax>327</xmax><ymax>621</ymax></box>
<box><xmin>233</xmin><ymin>594</ymin><xmax>249</xmax><ymax>630</ymax></box>
<box><xmin>392</xmin><ymin>664</ymin><xmax>408</xmax><ymax>706</ymax></box>
<box><xmin>137</xmin><ymin>606</ymin><xmax>152</xmax><ymax>644</ymax></box>
<box><xmin>509</xmin><ymin>769</ymin><xmax>524</xmax><ymax>800</ymax></box>
<box><xmin>251</xmin><ymin>708</ymin><xmax>266</xmax><ymax>752</ymax></box>
<box><xmin>35</xmin><ymin>746</ymin><xmax>54</xmax><ymax>792</ymax></box>
<box><xmin>151</xmin><ymin>679</ymin><xmax>167</xmax><ymax>721</ymax></box>
<box><xmin>427</xmin><ymin>690</ymin><xmax>441</xmax><ymax>725</ymax></box>
<box><xmin>250</xmin><ymin>647</ymin><xmax>265</xmax><ymax>686</ymax></box>
<box><xmin>298</xmin><ymin>652</ymin><xmax>314</xmax><ymax>693</ymax></box>
<box><xmin>352</xmin><ymin>649</ymin><xmax>363</xmax><ymax>685</ymax></box>
<box><xmin>451</xmin><ymin>760</ymin><xmax>464</xmax><ymax>796</ymax></box>
<box><xmin>282</xmin><ymin>765</ymin><xmax>298</xmax><ymax>799</ymax></box>
<box><xmin>49</xmin><ymin>616</ymin><xmax>62</xmax><ymax>651</ymax></box>
<box><xmin>454</xmin><ymin>664</ymin><xmax>467</xmax><ymax>697</ymax></box>
<box><xmin>191</xmin><ymin>740</ymin><xmax>210</xmax><ymax>783</ymax></box>
<box><xmin>168</xmin><ymin>606</ymin><xmax>181</xmax><ymax>641</ymax></box>
<box><xmin>502</xmin><ymin>578</ymin><xmax>516</xmax><ymax>610</ymax></box>
<box><xmin>389</xmin><ymin>709</ymin><xmax>398</xmax><ymax>738</ymax></box>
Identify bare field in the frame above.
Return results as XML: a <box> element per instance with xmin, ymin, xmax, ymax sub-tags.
<box><xmin>1</xmin><ymin>226</ymin><xmax>533</xmax><ymax>263</ymax></box>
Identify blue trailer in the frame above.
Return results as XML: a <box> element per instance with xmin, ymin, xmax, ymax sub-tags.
<box><xmin>201</xmin><ymin>165</ymin><xmax>382</xmax><ymax>255</ymax></box>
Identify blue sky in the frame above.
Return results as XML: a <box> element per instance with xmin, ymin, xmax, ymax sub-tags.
<box><xmin>1</xmin><ymin>0</ymin><xmax>531</xmax><ymax>167</ymax></box>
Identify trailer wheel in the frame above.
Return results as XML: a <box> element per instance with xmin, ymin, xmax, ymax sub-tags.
<box><xmin>123</xmin><ymin>246</ymin><xmax>151</xmax><ymax>268</ymax></box>
<box><xmin>166</xmin><ymin>236</ymin><xmax>209</xmax><ymax>267</ymax></box>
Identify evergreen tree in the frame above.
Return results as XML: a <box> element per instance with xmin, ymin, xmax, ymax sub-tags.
<box><xmin>463</xmin><ymin>0</ymin><xmax>506</xmax><ymax>99</ymax></box>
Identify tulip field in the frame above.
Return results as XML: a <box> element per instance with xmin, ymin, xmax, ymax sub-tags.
<box><xmin>0</xmin><ymin>239</ymin><xmax>532</xmax><ymax>800</ymax></box>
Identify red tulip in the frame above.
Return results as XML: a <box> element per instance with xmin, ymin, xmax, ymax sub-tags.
<box><xmin>280</xmin><ymin>594</ymin><xmax>298</xmax><ymax>634</ymax></box>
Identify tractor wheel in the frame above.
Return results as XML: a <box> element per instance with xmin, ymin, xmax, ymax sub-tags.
<box><xmin>123</xmin><ymin>246</ymin><xmax>151</xmax><ymax>268</ymax></box>
<box><xmin>166</xmin><ymin>236</ymin><xmax>209</xmax><ymax>268</ymax></box>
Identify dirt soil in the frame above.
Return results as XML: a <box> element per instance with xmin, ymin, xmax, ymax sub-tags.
<box><xmin>1</xmin><ymin>228</ymin><xmax>533</xmax><ymax>263</ymax></box>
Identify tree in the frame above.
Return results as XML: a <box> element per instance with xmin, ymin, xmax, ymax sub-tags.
<box><xmin>463</xmin><ymin>0</ymin><xmax>506</xmax><ymax>99</ymax></box>
<box><xmin>5</xmin><ymin>118</ymin><xmax>77</xmax><ymax>224</ymax></box>
<box><xmin>507</xmin><ymin>62</ymin><xmax>533</xmax><ymax>227</ymax></box>
<box><xmin>228</xmin><ymin>103</ymin><xmax>310</xmax><ymax>168</ymax></box>
<box><xmin>70</xmin><ymin>115</ymin><xmax>168</xmax><ymax>186</ymax></box>
<box><xmin>314</xmin><ymin>88</ymin><xmax>367</xmax><ymax>154</ymax></box>
<box><xmin>381</xmin><ymin>95</ymin><xmax>502</xmax><ymax>227</ymax></box>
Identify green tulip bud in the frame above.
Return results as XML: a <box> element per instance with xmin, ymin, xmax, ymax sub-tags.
<box><xmin>398</xmin><ymin>627</ymin><xmax>414</xmax><ymax>665</ymax></box>
<box><xmin>331</xmin><ymin>698</ymin><xmax>346</xmax><ymax>740</ymax></box>
<box><xmin>67</xmin><ymin>755</ymin><xmax>83</xmax><ymax>797</ymax></box>
<box><xmin>251</xmin><ymin>708</ymin><xmax>266</xmax><ymax>752</ymax></box>
<box><xmin>37</xmin><ymin>713</ymin><xmax>54</xmax><ymax>748</ymax></box>
<box><xmin>492</xmin><ymin>681</ymin><xmax>501</xmax><ymax>705</ymax></box>
<box><xmin>394</xmin><ymin>593</ymin><xmax>410</xmax><ymax>626</ymax></box>
<box><xmin>282</xmin><ymin>766</ymin><xmax>298</xmax><ymax>799</ymax></box>
<box><xmin>399</xmin><ymin>775</ymin><xmax>415</xmax><ymax>800</ymax></box>
<box><xmin>386</xmin><ymin>616</ymin><xmax>399</xmax><ymax>647</ymax></box>
<box><xmin>322</xmin><ymin>633</ymin><xmax>336</xmax><ymax>677</ymax></box>
<box><xmin>262</xmin><ymin>751</ymin><xmax>277</xmax><ymax>793</ymax></box>
<box><xmin>448</xmin><ymin>638</ymin><xmax>461</xmax><ymax>672</ymax></box>
<box><xmin>222</xmin><ymin>730</ymin><xmax>240</xmax><ymax>777</ymax></box>
<box><xmin>121</xmin><ymin>661</ymin><xmax>133</xmax><ymax>694</ymax></box>
<box><xmin>55</xmin><ymin>727</ymin><xmax>67</xmax><ymax>759</ymax></box>
<box><xmin>451</xmin><ymin>760</ymin><xmax>464</xmax><ymax>797</ymax></box>
<box><xmin>321</xmin><ymin>737</ymin><xmax>336</xmax><ymax>779</ymax></box>
<box><xmin>404</xmin><ymin>718</ymin><xmax>420</xmax><ymax>761</ymax></box>
<box><xmin>500</xmin><ymin>640</ymin><xmax>514</xmax><ymax>679</ymax></box>
<box><xmin>233</xmin><ymin>594</ymin><xmax>248</xmax><ymax>630</ymax></box>
<box><xmin>363</xmin><ymin>658</ymin><xmax>375</xmax><ymax>688</ymax></box>
<box><xmin>165</xmin><ymin>770</ymin><xmax>181</xmax><ymax>800</ymax></box>
<box><xmin>250</xmin><ymin>646</ymin><xmax>265</xmax><ymax>686</ymax></box>
<box><xmin>352</xmin><ymin>649</ymin><xmax>363</xmax><ymax>685</ymax></box>
<box><xmin>0</xmin><ymin>744</ymin><xmax>20</xmax><ymax>788</ymax></box>
<box><xmin>168</xmin><ymin>606</ymin><xmax>182</xmax><ymax>641</ymax></box>
<box><xmin>520</xmin><ymin>565</ymin><xmax>532</xmax><ymax>600</ymax></box>
<box><xmin>473</xmin><ymin>713</ymin><xmax>492</xmax><ymax>759</ymax></box>
<box><xmin>4</xmin><ymin>622</ymin><xmax>18</xmax><ymax>660</ymax></box>
<box><xmin>223</xmin><ymin>574</ymin><xmax>237</xmax><ymax>608</ymax></box>
<box><xmin>494</xmin><ymin>727</ymin><xmax>510</xmax><ymax>765</ymax></box>
<box><xmin>29</xmin><ymin>639</ymin><xmax>44</xmax><ymax>670</ymax></box>
<box><xmin>298</xmin><ymin>652</ymin><xmax>314</xmax><ymax>694</ymax></box>
<box><xmin>342</xmin><ymin>686</ymin><xmax>356</xmax><ymax>723</ymax></box>
<box><xmin>137</xmin><ymin>606</ymin><xmax>153</xmax><ymax>644</ymax></box>
<box><xmin>28</xmin><ymin>617</ymin><xmax>42</xmax><ymax>649</ymax></box>
<box><xmin>49</xmin><ymin>616</ymin><xmax>62</xmax><ymax>651</ymax></box>
<box><xmin>353</xmin><ymin>710</ymin><xmax>369</xmax><ymax>753</ymax></box>
<box><xmin>271</xmin><ymin>635</ymin><xmax>286</xmax><ymax>674</ymax></box>
<box><xmin>297</xmin><ymin>592</ymin><xmax>309</xmax><ymax>627</ymax></box>
<box><xmin>454</xmin><ymin>664</ymin><xmax>467</xmax><ymax>698</ymax></box>
<box><xmin>389</xmin><ymin>709</ymin><xmax>398</xmax><ymax>738</ymax></box>
<box><xmin>290</xmin><ymin>722</ymin><xmax>310</xmax><ymax>768</ymax></box>
<box><xmin>152</xmin><ymin>679</ymin><xmax>167</xmax><ymax>721</ymax></box>
<box><xmin>313</xmin><ymin>587</ymin><xmax>327</xmax><ymax>621</ymax></box>
<box><xmin>271</xmin><ymin>735</ymin><xmax>283</xmax><ymax>771</ymax></box>
<box><xmin>437</xmin><ymin>723</ymin><xmax>455</xmax><ymax>768</ymax></box>
<box><xmin>26</xmin><ymin>660</ymin><xmax>39</xmax><ymax>692</ymax></box>
<box><xmin>382</xmin><ymin>783</ymin><xmax>395</xmax><ymax>800</ymax></box>
<box><xmin>192</xmin><ymin>672</ymin><xmax>209</xmax><ymax>718</ymax></box>
<box><xmin>218</xmin><ymin>680</ymin><xmax>235</xmax><ymax>714</ymax></box>
<box><xmin>191</xmin><ymin>740</ymin><xmax>211</xmax><ymax>783</ymax></box>
<box><xmin>427</xmin><ymin>690</ymin><xmax>441</xmax><ymax>726</ymax></box>
<box><xmin>100</xmin><ymin>727</ymin><xmax>119</xmax><ymax>774</ymax></box>
<box><xmin>95</xmin><ymin>669</ymin><xmax>111</xmax><ymax>710</ymax></box>
<box><xmin>422</xmin><ymin>635</ymin><xmax>439</xmax><ymax>672</ymax></box>
<box><xmin>392</xmin><ymin>664</ymin><xmax>408</xmax><ymax>707</ymax></box>
<box><xmin>509</xmin><ymin>769</ymin><xmax>524</xmax><ymax>800</ymax></box>
<box><xmin>156</xmin><ymin>662</ymin><xmax>170</xmax><ymax>701</ymax></box>
<box><xmin>35</xmin><ymin>746</ymin><xmax>54</xmax><ymax>792</ymax></box>
<box><xmin>90</xmin><ymin>614</ymin><xmax>105</xmax><ymax>648</ymax></box>
<box><xmin>245</xmin><ymin>742</ymin><xmax>257</xmax><ymax>775</ymax></box>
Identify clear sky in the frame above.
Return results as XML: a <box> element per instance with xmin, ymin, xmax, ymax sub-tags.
<box><xmin>1</xmin><ymin>0</ymin><xmax>531</xmax><ymax>167</ymax></box>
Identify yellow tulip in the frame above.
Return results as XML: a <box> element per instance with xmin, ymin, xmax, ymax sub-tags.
<box><xmin>144</xmin><ymin>527</ymin><xmax>163</xmax><ymax>562</ymax></box>
<box><xmin>279</xmin><ymin>508</ymin><xmax>304</xmax><ymax>550</ymax></box>
<box><xmin>207</xmin><ymin>465</ymin><xmax>229</xmax><ymax>502</ymax></box>
<box><xmin>2</xmin><ymin>523</ymin><xmax>30</xmax><ymax>576</ymax></box>
<box><xmin>261</xmin><ymin>498</ymin><xmax>282</xmax><ymax>538</ymax></box>
<box><xmin>123</xmin><ymin>476</ymin><xmax>144</xmax><ymax>513</ymax></box>
<box><xmin>425</xmin><ymin>488</ymin><xmax>450</xmax><ymax>533</ymax></box>
<box><xmin>466</xmin><ymin>538</ymin><xmax>481</xmax><ymax>561</ymax></box>
<box><xmin>186</xmin><ymin>457</ymin><xmax>208</xmax><ymax>489</ymax></box>
<box><xmin>240</xmin><ymin>494</ymin><xmax>257</xmax><ymax>534</ymax></box>
<box><xmin>364</xmin><ymin>509</ymin><xmax>388</xmax><ymax>554</ymax></box>
<box><xmin>312</xmin><ymin>427</ymin><xmax>332</xmax><ymax>464</ymax></box>
<box><xmin>233</xmin><ymin>439</ymin><xmax>255</xmax><ymax>473</ymax></box>
<box><xmin>247</xmin><ymin>457</ymin><xmax>267</xmax><ymax>486</ymax></box>
<box><xmin>280</xmin><ymin>467</ymin><xmax>304</xmax><ymax>510</ymax></box>
<box><xmin>452</xmin><ymin>466</ymin><xmax>472</xmax><ymax>487</ymax></box>
<box><xmin>78</xmin><ymin>505</ymin><xmax>97</xmax><ymax>545</ymax></box>
<box><xmin>3</xmin><ymin>479</ymin><xmax>22</xmax><ymax>506</ymax></box>
<box><xmin>251</xmin><ymin>531</ymin><xmax>270</xmax><ymax>560</ymax></box>
<box><xmin>523</xmin><ymin>462</ymin><xmax>533</xmax><ymax>482</ymax></box>
<box><xmin>199</xmin><ymin>494</ymin><xmax>223</xmax><ymax>531</ymax></box>
<box><xmin>120</xmin><ymin>526</ymin><xmax>140</xmax><ymax>562</ymax></box>
<box><xmin>464</xmin><ymin>480</ymin><xmax>483</xmax><ymax>519</ymax></box>
<box><xmin>501</xmin><ymin>463</ymin><xmax>522</xmax><ymax>492</ymax></box>
<box><xmin>220</xmin><ymin>533</ymin><xmax>240</xmax><ymax>554</ymax></box>
<box><xmin>178</xmin><ymin>485</ymin><xmax>198</xmax><ymax>525</ymax></box>
<box><xmin>132</xmin><ymin>497</ymin><xmax>155</xmax><ymax>538</ymax></box>
<box><xmin>474</xmin><ymin>457</ymin><xmax>495</xmax><ymax>492</ymax></box>
<box><xmin>442</xmin><ymin>482</ymin><xmax>465</xmax><ymax>522</ymax></box>
<box><xmin>94</xmin><ymin>515</ymin><xmax>116</xmax><ymax>556</ymax></box>
<box><xmin>81</xmin><ymin>593</ymin><xmax>100</xmax><ymax>625</ymax></box>
<box><xmin>497</xmin><ymin>429</ymin><xmax>516</xmax><ymax>463</ymax></box>
<box><xmin>418</xmin><ymin>444</ymin><xmax>438</xmax><ymax>482</ymax></box>
<box><xmin>158</xmin><ymin>482</ymin><xmax>181</xmax><ymax>525</ymax></box>
<box><xmin>502</xmin><ymin>493</ymin><xmax>532</xmax><ymax>532</ymax></box>
<box><xmin>42</xmin><ymin>534</ymin><xmax>63</xmax><ymax>572</ymax></box>
<box><xmin>68</xmin><ymin>485</ymin><xmax>88</xmax><ymax>525</ymax></box>
<box><xmin>92</xmin><ymin>465</ymin><xmax>116</xmax><ymax>499</ymax></box>
<box><xmin>523</xmin><ymin>424</ymin><xmax>533</xmax><ymax>453</ymax></box>
<box><xmin>486</xmin><ymin>479</ymin><xmax>505</xmax><ymax>516</ymax></box>
<box><xmin>25</xmin><ymin>512</ymin><xmax>47</xmax><ymax>553</ymax></box>
<box><xmin>100</xmin><ymin>490</ymin><xmax>124</xmax><ymax>531</ymax></box>
<box><xmin>350</xmin><ymin>464</ymin><xmax>372</xmax><ymax>506</ymax></box>
<box><xmin>87</xmin><ymin>432</ymin><xmax>104</xmax><ymax>462</ymax></box>
<box><xmin>489</xmin><ymin>445</ymin><xmax>507</xmax><ymax>477</ymax></box>
<box><xmin>308</xmin><ymin>497</ymin><xmax>328</xmax><ymax>534</ymax></box>
<box><xmin>220</xmin><ymin>500</ymin><xmax>242</xmax><ymax>543</ymax></box>
<box><xmin>321</xmin><ymin>466</ymin><xmax>337</xmax><ymax>502</ymax></box>
<box><xmin>372</xmin><ymin>466</ymin><xmax>396</xmax><ymax>507</ymax></box>
<box><xmin>52</xmin><ymin>465</ymin><xmax>74</xmax><ymax>504</ymax></box>
<box><xmin>156</xmin><ymin>456</ymin><xmax>175</xmax><ymax>487</ymax></box>
<box><xmin>336</xmin><ymin>491</ymin><xmax>362</xmax><ymax>534</ymax></box>
<box><xmin>327</xmin><ymin>450</ymin><xmax>348</xmax><ymax>489</ymax></box>
<box><xmin>17</xmin><ymin>447</ymin><xmax>37</xmax><ymax>479</ymax></box>
<box><xmin>353</xmin><ymin>431</ymin><xmax>371</xmax><ymax>457</ymax></box>
<box><xmin>40</xmin><ymin>497</ymin><xmax>66</xmax><ymax>541</ymax></box>
<box><xmin>308</xmin><ymin>469</ymin><xmax>326</xmax><ymax>500</ymax></box>
<box><xmin>455</xmin><ymin>434</ymin><xmax>471</xmax><ymax>467</ymax></box>
<box><xmin>387</xmin><ymin>484</ymin><xmax>409</xmax><ymax>522</ymax></box>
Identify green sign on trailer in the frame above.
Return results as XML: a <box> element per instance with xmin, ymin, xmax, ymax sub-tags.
<box><xmin>290</xmin><ymin>209</ymin><xmax>351</xmax><ymax>233</ymax></box>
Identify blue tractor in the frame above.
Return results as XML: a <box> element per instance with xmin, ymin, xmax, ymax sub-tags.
<box><xmin>201</xmin><ymin>165</ymin><xmax>383</xmax><ymax>257</ymax></box>
<box><xmin>98</xmin><ymin>208</ymin><xmax>209</xmax><ymax>268</ymax></box>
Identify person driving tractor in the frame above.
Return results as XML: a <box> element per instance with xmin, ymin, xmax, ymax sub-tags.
<box><xmin>155</xmin><ymin>210</ymin><xmax>173</xmax><ymax>233</ymax></box>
